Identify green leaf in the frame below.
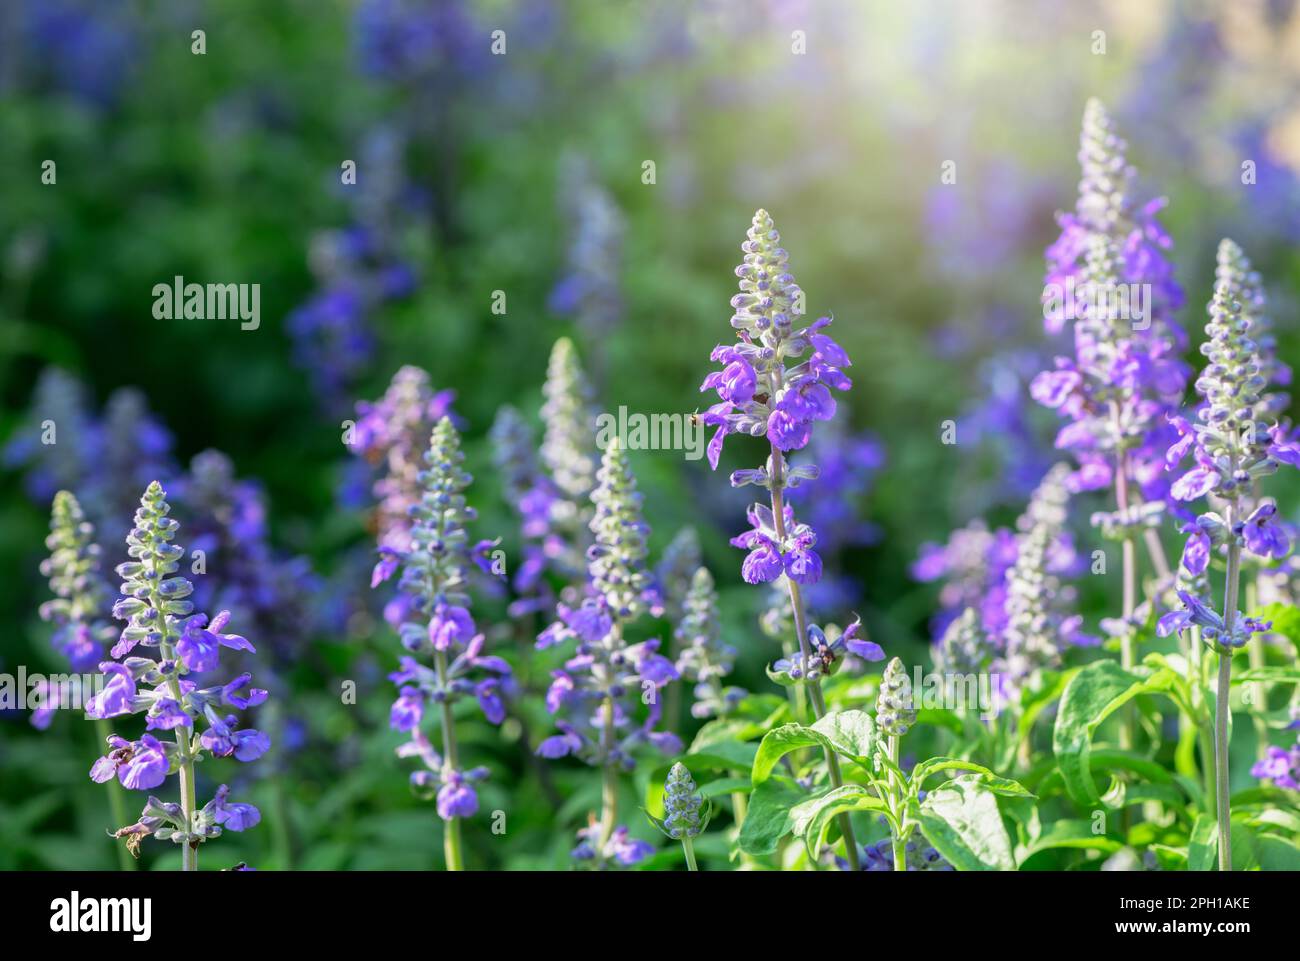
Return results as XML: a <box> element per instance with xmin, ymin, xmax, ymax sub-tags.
<box><xmin>911</xmin><ymin>757</ymin><xmax>1033</xmax><ymax>798</ymax></box>
<box><xmin>809</xmin><ymin>710</ymin><xmax>877</xmax><ymax>763</ymax></box>
<box><xmin>1052</xmin><ymin>661</ymin><xmax>1174</xmax><ymax>806</ymax></box>
<box><xmin>1257</xmin><ymin>833</ymin><xmax>1300</xmax><ymax>870</ymax></box>
<box><xmin>914</xmin><ymin>776</ymin><xmax>1016</xmax><ymax>871</ymax></box>
<box><xmin>750</xmin><ymin>723</ymin><xmax>828</xmax><ymax>785</ymax></box>
<box><xmin>689</xmin><ymin>717</ymin><xmax>765</xmax><ymax>753</ymax></box>
<box><xmin>1188</xmin><ymin>814</ymin><xmax>1216</xmax><ymax>871</ymax></box>
<box><xmin>1018</xmin><ymin>819</ymin><xmax>1124</xmax><ymax>861</ymax></box>
<box><xmin>1016</xmin><ymin>667</ymin><xmax>1078</xmax><ymax>747</ymax></box>
<box><xmin>791</xmin><ymin>785</ymin><xmax>889</xmax><ymax>860</ymax></box>
<box><xmin>699</xmin><ymin>776</ymin><xmax>751</xmax><ymax>800</ymax></box>
<box><xmin>1231</xmin><ymin>666</ymin><xmax>1300</xmax><ymax>685</ymax></box>
<box><xmin>1253</xmin><ymin>602</ymin><xmax>1300</xmax><ymax>655</ymax></box>
<box><xmin>737</xmin><ymin>776</ymin><xmax>805</xmax><ymax>856</ymax></box>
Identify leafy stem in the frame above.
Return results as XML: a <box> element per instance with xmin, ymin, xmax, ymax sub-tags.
<box><xmin>768</xmin><ymin>444</ymin><xmax>860</xmax><ymax>872</ymax></box>
<box><xmin>434</xmin><ymin>648</ymin><xmax>464</xmax><ymax>871</ymax></box>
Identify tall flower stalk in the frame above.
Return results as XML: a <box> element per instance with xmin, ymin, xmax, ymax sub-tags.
<box><xmin>536</xmin><ymin>439</ymin><xmax>680</xmax><ymax>868</ymax></box>
<box><xmin>700</xmin><ymin>209</ymin><xmax>861</xmax><ymax>869</ymax></box>
<box><xmin>1032</xmin><ymin>100</ymin><xmax>1189</xmax><ymax>748</ymax></box>
<box><xmin>373</xmin><ymin>417</ymin><xmax>510</xmax><ymax>871</ymax></box>
<box><xmin>87</xmin><ymin>481</ymin><xmax>268</xmax><ymax>870</ymax></box>
<box><xmin>39</xmin><ymin>491</ymin><xmax>133</xmax><ymax>870</ymax></box>
<box><xmin>1160</xmin><ymin>239</ymin><xmax>1297</xmax><ymax>870</ymax></box>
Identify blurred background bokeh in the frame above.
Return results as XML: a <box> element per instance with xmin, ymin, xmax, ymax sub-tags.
<box><xmin>2</xmin><ymin>0</ymin><xmax>1299</xmax><ymax>869</ymax></box>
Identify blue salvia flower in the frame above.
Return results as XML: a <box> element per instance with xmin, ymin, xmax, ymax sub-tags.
<box><xmin>39</xmin><ymin>491</ymin><xmax>137</xmax><ymax>869</ymax></box>
<box><xmin>173</xmin><ymin>449</ymin><xmax>319</xmax><ymax>675</ymax></box>
<box><xmin>996</xmin><ymin>463</ymin><xmax>1094</xmax><ymax>691</ymax></box>
<box><xmin>86</xmin><ymin>481</ymin><xmax>267</xmax><ymax>869</ymax></box>
<box><xmin>2</xmin><ymin>367</ymin><xmax>96</xmax><ymax>502</ymax></box>
<box><xmin>14</xmin><ymin>0</ymin><xmax>138</xmax><ymax>108</ymax></box>
<box><xmin>34</xmin><ymin>491</ymin><xmax>114</xmax><ymax>728</ymax></box>
<box><xmin>349</xmin><ymin>366</ymin><xmax>459</xmax><ymax>557</ymax></box>
<box><xmin>288</xmin><ymin>129</ymin><xmax>422</xmax><ymax>409</ymax></box>
<box><xmin>352</xmin><ymin>0</ymin><xmax>486</xmax><ymax>82</ymax></box>
<box><xmin>655</xmin><ymin>526</ymin><xmax>702</xmax><ymax>625</ymax></box>
<box><xmin>1032</xmin><ymin>99</ymin><xmax>1189</xmax><ymax>539</ymax></box>
<box><xmin>1160</xmin><ymin>240</ymin><xmax>1296</xmax><ymax>650</ymax></box>
<box><xmin>912</xmin><ymin>520</ymin><xmax>1020</xmax><ymax>642</ymax></box>
<box><xmin>674</xmin><ymin>567</ymin><xmax>744</xmax><ymax>719</ymax></box>
<box><xmin>536</xmin><ymin>439</ymin><xmax>680</xmax><ymax>868</ymax></box>
<box><xmin>1160</xmin><ymin>240</ymin><xmax>1299</xmax><ymax>872</ymax></box>
<box><xmin>540</xmin><ymin>337</ymin><xmax>599</xmax><ymax>508</ymax></box>
<box><xmin>841</xmin><ymin>839</ymin><xmax>954</xmax><ymax>872</ymax></box>
<box><xmin>701</xmin><ymin>209</ymin><xmax>862</xmax><ymax>867</ymax></box>
<box><xmin>551</xmin><ymin>154</ymin><xmax>626</xmax><ymax>377</ymax></box>
<box><xmin>489</xmin><ymin>404</ymin><xmax>559</xmax><ymax>617</ymax></box>
<box><xmin>372</xmin><ymin>418</ymin><xmax>510</xmax><ymax>866</ymax></box>
<box><xmin>83</xmin><ymin>388</ymin><xmax>177</xmax><ymax>544</ymax></box>
<box><xmin>933</xmin><ymin>607</ymin><xmax>992</xmax><ymax>677</ymax></box>
<box><xmin>701</xmin><ymin>208</ymin><xmax>851</xmax><ymax>474</ymax></box>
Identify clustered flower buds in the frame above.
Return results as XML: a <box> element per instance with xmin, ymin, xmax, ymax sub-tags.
<box><xmin>998</xmin><ymin>463</ymin><xmax>1095</xmax><ymax>686</ymax></box>
<box><xmin>674</xmin><ymin>568</ymin><xmax>744</xmax><ymax>719</ymax></box>
<box><xmin>38</xmin><ymin>492</ymin><xmax>113</xmax><ymax>699</ymax></box>
<box><xmin>876</xmin><ymin>657</ymin><xmax>917</xmax><ymax>737</ymax></box>
<box><xmin>661</xmin><ymin>762</ymin><xmax>707</xmax><ymax>840</ymax></box>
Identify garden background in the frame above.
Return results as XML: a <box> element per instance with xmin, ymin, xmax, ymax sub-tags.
<box><xmin>2</xmin><ymin>0</ymin><xmax>1299</xmax><ymax>870</ymax></box>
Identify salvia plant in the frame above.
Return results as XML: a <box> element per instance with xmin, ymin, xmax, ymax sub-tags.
<box><xmin>536</xmin><ymin>438</ymin><xmax>681</xmax><ymax>868</ymax></box>
<box><xmin>18</xmin><ymin>91</ymin><xmax>1300</xmax><ymax>875</ymax></box>
<box><xmin>373</xmin><ymin>417</ymin><xmax>510</xmax><ymax>870</ymax></box>
<box><xmin>86</xmin><ymin>481</ymin><xmax>268</xmax><ymax>869</ymax></box>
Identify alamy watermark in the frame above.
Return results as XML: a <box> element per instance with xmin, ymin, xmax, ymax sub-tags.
<box><xmin>595</xmin><ymin>406</ymin><xmax>705</xmax><ymax>461</ymax></box>
<box><xmin>912</xmin><ymin>666</ymin><xmax>1002</xmax><ymax>721</ymax></box>
<box><xmin>152</xmin><ymin>275</ymin><xmax>260</xmax><ymax>330</ymax></box>
<box><xmin>0</xmin><ymin>668</ymin><xmax>105</xmax><ymax>713</ymax></box>
<box><xmin>1043</xmin><ymin>278</ymin><xmax>1152</xmax><ymax>331</ymax></box>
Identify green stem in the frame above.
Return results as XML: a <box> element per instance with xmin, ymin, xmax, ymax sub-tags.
<box><xmin>153</xmin><ymin>584</ymin><xmax>196</xmax><ymax>871</ymax></box>
<box><xmin>1214</xmin><ymin>651</ymin><xmax>1233</xmax><ymax>871</ymax></box>
<box><xmin>681</xmin><ymin>835</ymin><xmax>698</xmax><ymax>872</ymax></box>
<box><xmin>888</xmin><ymin>735</ymin><xmax>906</xmax><ymax>872</ymax></box>
<box><xmin>731</xmin><ymin>790</ymin><xmax>747</xmax><ymax>829</ymax></box>
<box><xmin>95</xmin><ymin>718</ymin><xmax>136</xmax><ymax>871</ymax></box>
<box><xmin>598</xmin><ymin>693</ymin><xmax>618</xmax><ymax>851</ymax></box>
<box><xmin>1113</xmin><ymin>437</ymin><xmax>1137</xmax><ymax>748</ymax></box>
<box><xmin>1215</xmin><ymin>506</ymin><xmax>1242</xmax><ymax>872</ymax></box>
<box><xmin>769</xmin><ymin>447</ymin><xmax>860</xmax><ymax>872</ymax></box>
<box><xmin>434</xmin><ymin>649</ymin><xmax>464</xmax><ymax>871</ymax></box>
<box><xmin>1245</xmin><ymin>581</ymin><xmax>1269</xmax><ymax>758</ymax></box>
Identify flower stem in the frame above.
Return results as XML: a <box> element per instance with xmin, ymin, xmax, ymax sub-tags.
<box><xmin>154</xmin><ymin>583</ymin><xmax>196</xmax><ymax>872</ymax></box>
<box><xmin>1214</xmin><ymin>502</ymin><xmax>1242</xmax><ymax>868</ymax></box>
<box><xmin>178</xmin><ymin>750</ymin><xmax>197</xmax><ymax>871</ymax></box>
<box><xmin>1214</xmin><ymin>650</ymin><xmax>1233</xmax><ymax>870</ymax></box>
<box><xmin>681</xmin><ymin>835</ymin><xmax>698</xmax><ymax>871</ymax></box>
<box><xmin>768</xmin><ymin>447</ymin><xmax>860</xmax><ymax>872</ymax></box>
<box><xmin>434</xmin><ymin>648</ymin><xmax>464</xmax><ymax>871</ymax></box>
<box><xmin>1244</xmin><ymin>581</ymin><xmax>1269</xmax><ymax>758</ymax></box>
<box><xmin>598</xmin><ymin>694</ymin><xmax>618</xmax><ymax>851</ymax></box>
<box><xmin>1215</xmin><ymin>514</ymin><xmax>1241</xmax><ymax>872</ymax></box>
<box><xmin>1113</xmin><ymin>439</ymin><xmax>1138</xmax><ymax>751</ymax></box>
<box><xmin>888</xmin><ymin>734</ymin><xmax>905</xmax><ymax>872</ymax></box>
<box><xmin>95</xmin><ymin>718</ymin><xmax>136</xmax><ymax>871</ymax></box>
